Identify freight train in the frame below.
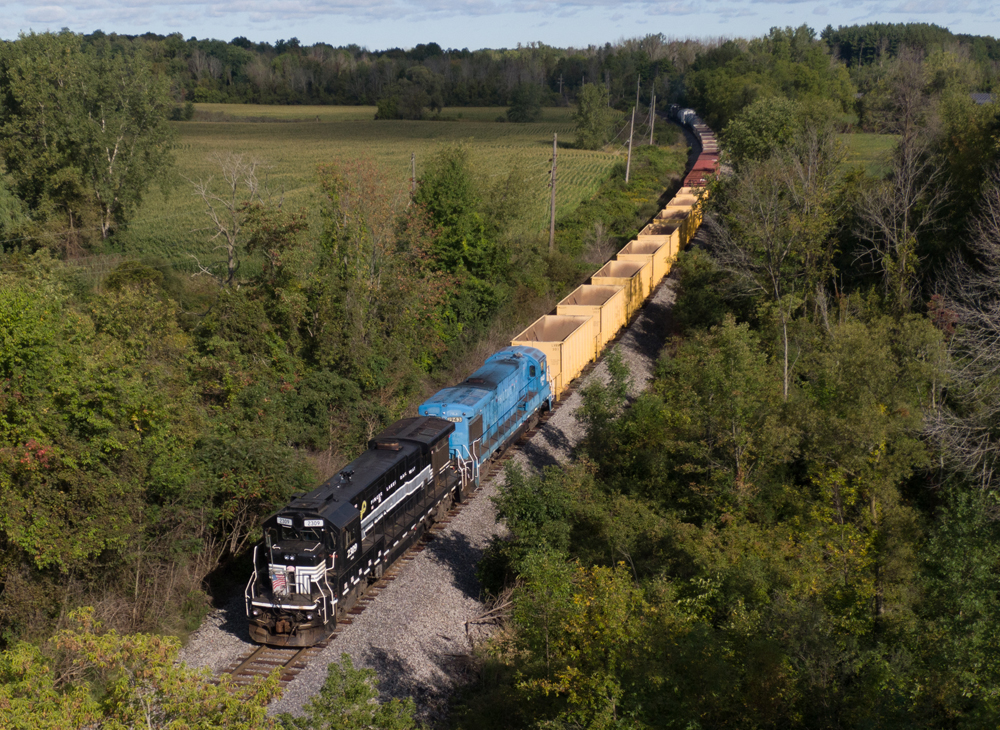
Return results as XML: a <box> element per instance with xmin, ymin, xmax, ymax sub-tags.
<box><xmin>244</xmin><ymin>108</ymin><xmax>716</xmax><ymax>647</ymax></box>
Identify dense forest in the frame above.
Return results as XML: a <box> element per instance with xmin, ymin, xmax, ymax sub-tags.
<box><xmin>3</xmin><ymin>19</ymin><xmax>1000</xmax><ymax>729</ymax></box>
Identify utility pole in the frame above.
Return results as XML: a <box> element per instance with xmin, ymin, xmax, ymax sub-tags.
<box><xmin>549</xmin><ymin>133</ymin><xmax>557</xmax><ymax>254</ymax></box>
<box><xmin>635</xmin><ymin>76</ymin><xmax>641</xmax><ymax>110</ymax></box>
<box><xmin>411</xmin><ymin>152</ymin><xmax>416</xmax><ymax>194</ymax></box>
<box><xmin>649</xmin><ymin>93</ymin><xmax>656</xmax><ymax>145</ymax></box>
<box><xmin>558</xmin><ymin>73</ymin><xmax>563</xmax><ymax>100</ymax></box>
<box><xmin>625</xmin><ymin>106</ymin><xmax>635</xmax><ymax>183</ymax></box>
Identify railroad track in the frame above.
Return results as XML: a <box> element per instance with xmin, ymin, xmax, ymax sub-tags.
<box><xmin>220</xmin><ymin>271</ymin><xmax>676</xmax><ymax>691</ymax></box>
<box><xmin>220</xmin><ymin>420</ymin><xmax>543</xmax><ymax>690</ymax></box>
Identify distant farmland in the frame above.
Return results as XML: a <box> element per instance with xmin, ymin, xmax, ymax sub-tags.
<box><xmin>116</xmin><ymin>105</ymin><xmax>623</xmax><ymax>262</ymax></box>
<box><xmin>838</xmin><ymin>132</ymin><xmax>900</xmax><ymax>177</ymax></box>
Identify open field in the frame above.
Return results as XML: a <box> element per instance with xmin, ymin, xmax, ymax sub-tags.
<box><xmin>838</xmin><ymin>132</ymin><xmax>900</xmax><ymax>177</ymax></box>
<box><xmin>116</xmin><ymin>105</ymin><xmax>623</xmax><ymax>262</ymax></box>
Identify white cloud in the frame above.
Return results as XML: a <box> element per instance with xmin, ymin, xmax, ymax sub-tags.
<box><xmin>25</xmin><ymin>4</ymin><xmax>67</xmax><ymax>22</ymax></box>
<box><xmin>888</xmin><ymin>0</ymin><xmax>962</xmax><ymax>11</ymax></box>
<box><xmin>647</xmin><ymin>2</ymin><xmax>700</xmax><ymax>16</ymax></box>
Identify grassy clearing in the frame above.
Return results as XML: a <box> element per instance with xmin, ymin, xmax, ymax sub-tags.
<box><xmin>117</xmin><ymin>105</ymin><xmax>621</xmax><ymax>263</ymax></box>
<box><xmin>838</xmin><ymin>132</ymin><xmax>900</xmax><ymax>177</ymax></box>
<box><xmin>192</xmin><ymin>104</ymin><xmax>578</xmax><ymax>124</ymax></box>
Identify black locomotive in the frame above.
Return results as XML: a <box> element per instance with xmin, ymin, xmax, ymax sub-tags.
<box><xmin>245</xmin><ymin>417</ymin><xmax>460</xmax><ymax>646</ymax></box>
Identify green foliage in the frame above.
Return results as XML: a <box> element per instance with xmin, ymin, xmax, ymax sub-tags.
<box><xmin>0</xmin><ymin>176</ymin><xmax>29</xmax><ymax>244</ymax></box>
<box><xmin>375</xmin><ymin>66</ymin><xmax>443</xmax><ymax>120</ymax></box>
<box><xmin>0</xmin><ymin>31</ymin><xmax>174</xmax><ymax>243</ymax></box>
<box><xmin>506</xmin><ymin>83</ymin><xmax>543</xmax><ymax>123</ymax></box>
<box><xmin>914</xmin><ymin>491</ymin><xmax>1000</xmax><ymax>720</ymax></box>
<box><xmin>412</xmin><ymin>146</ymin><xmax>513</xmax><ymax>329</ymax></box>
<box><xmin>722</xmin><ymin>96</ymin><xmax>801</xmax><ymax>169</ymax></box>
<box><xmin>278</xmin><ymin>653</ymin><xmax>419</xmax><ymax>730</ymax></box>
<box><xmin>686</xmin><ymin>26</ymin><xmax>854</xmax><ymax>131</ymax></box>
<box><xmin>471</xmin><ymin>287</ymin><xmax>951</xmax><ymax>727</ymax></box>
<box><xmin>573</xmin><ymin>83</ymin><xmax>613</xmax><ymax>150</ymax></box>
<box><xmin>823</xmin><ymin>22</ymin><xmax>959</xmax><ymax>68</ymax></box>
<box><xmin>578</xmin><ymin>348</ymin><xmax>632</xmax><ymax>458</ymax></box>
<box><xmin>669</xmin><ymin>248</ymin><xmax>734</xmax><ymax>333</ymax></box>
<box><xmin>316</xmin><ymin>159</ymin><xmax>453</xmax><ymax>397</ymax></box>
<box><xmin>936</xmin><ymin>88</ymin><xmax>1000</xmax><ymax>226</ymax></box>
<box><xmin>491</xmin><ymin>463</ymin><xmax>571</xmax><ymax>558</ymax></box>
<box><xmin>0</xmin><ymin>607</ymin><xmax>279</xmax><ymax>729</ymax></box>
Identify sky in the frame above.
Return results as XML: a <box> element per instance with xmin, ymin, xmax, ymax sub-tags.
<box><xmin>2</xmin><ymin>0</ymin><xmax>999</xmax><ymax>51</ymax></box>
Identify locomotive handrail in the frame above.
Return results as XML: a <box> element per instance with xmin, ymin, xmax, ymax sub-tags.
<box><xmin>245</xmin><ymin>545</ymin><xmax>261</xmax><ymax>605</ymax></box>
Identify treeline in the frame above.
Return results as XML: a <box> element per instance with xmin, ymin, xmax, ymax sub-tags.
<box><xmin>822</xmin><ymin>21</ymin><xmax>1000</xmax><ymax>68</ymax></box>
<box><xmin>73</xmin><ymin>31</ymin><xmax>685</xmax><ymax>111</ymax></box>
<box><xmin>449</xmin><ymin>29</ymin><xmax>1000</xmax><ymax>730</ymax></box>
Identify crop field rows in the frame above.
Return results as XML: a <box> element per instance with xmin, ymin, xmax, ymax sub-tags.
<box><xmin>117</xmin><ymin>105</ymin><xmax>621</xmax><ymax>263</ymax></box>
<box><xmin>838</xmin><ymin>132</ymin><xmax>900</xmax><ymax>177</ymax></box>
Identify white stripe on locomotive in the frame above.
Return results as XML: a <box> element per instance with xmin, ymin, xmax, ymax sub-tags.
<box><xmin>359</xmin><ymin>464</ymin><xmax>432</xmax><ymax>538</ymax></box>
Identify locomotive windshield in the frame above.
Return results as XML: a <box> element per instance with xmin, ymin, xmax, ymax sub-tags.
<box><xmin>265</xmin><ymin>523</ymin><xmax>323</xmax><ymax>546</ymax></box>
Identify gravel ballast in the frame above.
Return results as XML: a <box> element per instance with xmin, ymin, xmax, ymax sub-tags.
<box><xmin>179</xmin><ymin>272</ymin><xmax>681</xmax><ymax>723</ymax></box>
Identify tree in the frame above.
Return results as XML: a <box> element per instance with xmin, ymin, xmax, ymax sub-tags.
<box><xmin>190</xmin><ymin>152</ymin><xmax>304</xmax><ymax>286</ymax></box>
<box><xmin>375</xmin><ymin>66</ymin><xmax>443</xmax><ymax>120</ymax></box>
<box><xmin>506</xmin><ymin>83</ymin><xmax>543</xmax><ymax>123</ymax></box>
<box><xmin>0</xmin><ymin>607</ymin><xmax>279</xmax><ymax>729</ymax></box>
<box><xmin>721</xmin><ymin>96</ymin><xmax>801</xmax><ymax>170</ymax></box>
<box><xmin>277</xmin><ymin>653</ymin><xmax>418</xmax><ymax>730</ymax></box>
<box><xmin>930</xmin><ymin>169</ymin><xmax>1000</xmax><ymax>503</ymax></box>
<box><xmin>710</xmin><ymin>132</ymin><xmax>842</xmax><ymax>399</ymax></box>
<box><xmin>315</xmin><ymin>160</ymin><xmax>452</xmax><ymax>399</ymax></box>
<box><xmin>573</xmin><ymin>83</ymin><xmax>612</xmax><ymax>150</ymax></box>
<box><xmin>0</xmin><ymin>31</ymin><xmax>174</xmax><ymax>243</ymax></box>
<box><xmin>0</xmin><ymin>176</ymin><xmax>28</xmax><ymax>244</ymax></box>
<box><xmin>855</xmin><ymin>134</ymin><xmax>948</xmax><ymax>312</ymax></box>
<box><xmin>411</xmin><ymin>146</ymin><xmax>510</xmax><ymax>326</ymax></box>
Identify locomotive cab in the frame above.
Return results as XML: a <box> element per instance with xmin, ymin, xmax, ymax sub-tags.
<box><xmin>247</xmin><ymin>511</ymin><xmax>339</xmax><ymax>646</ymax></box>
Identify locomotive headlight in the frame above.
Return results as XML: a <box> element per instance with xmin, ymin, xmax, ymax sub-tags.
<box><xmin>306</xmin><ymin>613</ymin><xmax>314</xmax><ymax>620</ymax></box>
<box><xmin>252</xmin><ymin>609</ymin><xmax>261</xmax><ymax>616</ymax></box>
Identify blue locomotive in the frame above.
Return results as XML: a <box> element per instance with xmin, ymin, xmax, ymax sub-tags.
<box><xmin>418</xmin><ymin>346</ymin><xmax>552</xmax><ymax>491</ymax></box>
